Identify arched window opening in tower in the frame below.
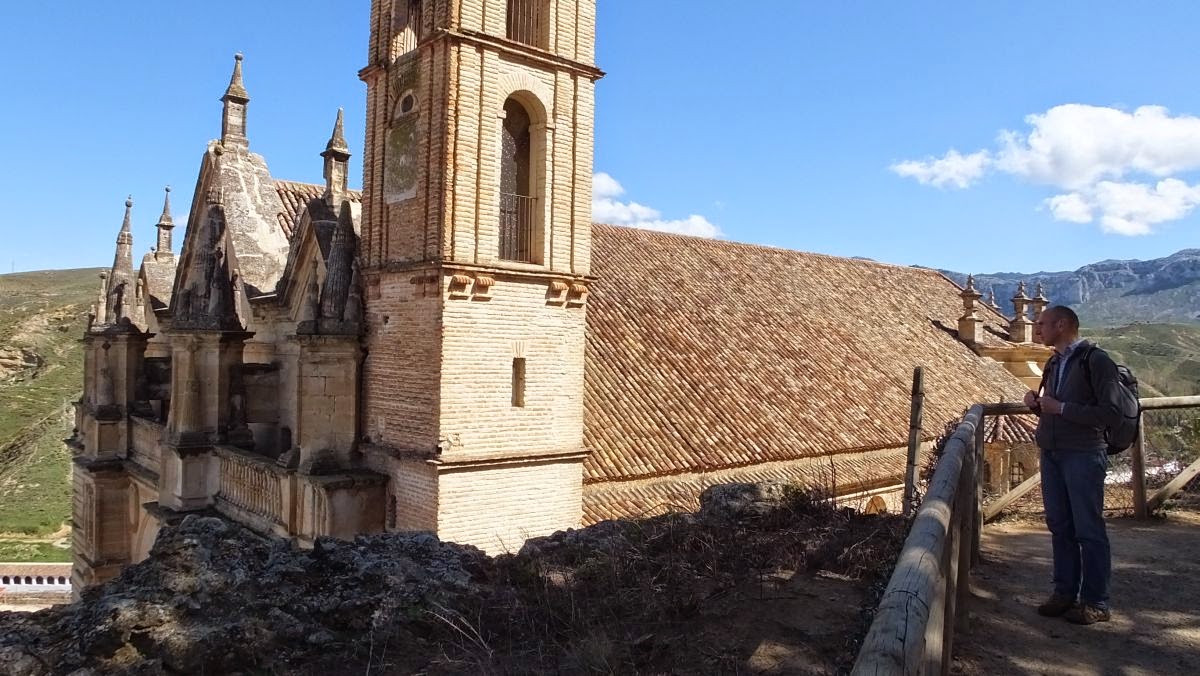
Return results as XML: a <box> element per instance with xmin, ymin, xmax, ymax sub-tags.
<box><xmin>500</xmin><ymin>97</ymin><xmax>537</xmax><ymax>263</ymax></box>
<box><xmin>392</xmin><ymin>0</ymin><xmax>423</xmax><ymax>57</ymax></box>
<box><xmin>506</xmin><ymin>0</ymin><xmax>549</xmax><ymax>49</ymax></box>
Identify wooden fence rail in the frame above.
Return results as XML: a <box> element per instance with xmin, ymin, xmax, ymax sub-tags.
<box><xmin>853</xmin><ymin>405</ymin><xmax>982</xmax><ymax>675</ymax></box>
<box><xmin>853</xmin><ymin>395</ymin><xmax>1199</xmax><ymax>675</ymax></box>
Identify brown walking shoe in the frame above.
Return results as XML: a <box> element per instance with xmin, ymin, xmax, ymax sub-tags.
<box><xmin>1036</xmin><ymin>593</ymin><xmax>1076</xmax><ymax>617</ymax></box>
<box><xmin>1064</xmin><ymin>604</ymin><xmax>1111</xmax><ymax>625</ymax></box>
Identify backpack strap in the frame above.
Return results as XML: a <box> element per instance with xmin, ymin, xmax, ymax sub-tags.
<box><xmin>1077</xmin><ymin>344</ymin><xmax>1101</xmax><ymax>404</ymax></box>
<box><xmin>1037</xmin><ymin>359</ymin><xmax>1051</xmax><ymax>396</ymax></box>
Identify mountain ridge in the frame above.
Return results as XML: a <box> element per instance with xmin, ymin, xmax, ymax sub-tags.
<box><xmin>940</xmin><ymin>248</ymin><xmax>1200</xmax><ymax>326</ymax></box>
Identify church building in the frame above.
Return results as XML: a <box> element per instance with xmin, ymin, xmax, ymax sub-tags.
<box><xmin>72</xmin><ymin>0</ymin><xmax>1048</xmax><ymax>589</ymax></box>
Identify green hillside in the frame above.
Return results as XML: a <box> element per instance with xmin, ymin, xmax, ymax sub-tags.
<box><xmin>0</xmin><ymin>268</ymin><xmax>101</xmax><ymax>560</ymax></box>
<box><xmin>1089</xmin><ymin>324</ymin><xmax>1200</xmax><ymax>398</ymax></box>
<box><xmin>1089</xmin><ymin>323</ymin><xmax>1200</xmax><ymax>463</ymax></box>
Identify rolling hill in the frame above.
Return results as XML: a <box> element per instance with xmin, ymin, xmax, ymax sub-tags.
<box><xmin>0</xmin><ymin>268</ymin><xmax>102</xmax><ymax>561</ymax></box>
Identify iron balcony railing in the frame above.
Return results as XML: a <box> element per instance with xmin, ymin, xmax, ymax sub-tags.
<box><xmin>506</xmin><ymin>0</ymin><xmax>547</xmax><ymax>48</ymax></box>
<box><xmin>500</xmin><ymin>192</ymin><xmax>537</xmax><ymax>263</ymax></box>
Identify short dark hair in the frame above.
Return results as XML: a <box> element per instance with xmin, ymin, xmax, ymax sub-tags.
<box><xmin>1044</xmin><ymin>305</ymin><xmax>1080</xmax><ymax>330</ymax></box>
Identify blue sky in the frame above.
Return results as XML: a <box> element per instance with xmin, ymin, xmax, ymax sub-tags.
<box><xmin>3</xmin><ymin>1</ymin><xmax>1199</xmax><ymax>275</ymax></box>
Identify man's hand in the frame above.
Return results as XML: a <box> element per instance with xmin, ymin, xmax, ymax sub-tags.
<box><xmin>1023</xmin><ymin>390</ymin><xmax>1041</xmax><ymax>413</ymax></box>
<box><xmin>1040</xmin><ymin>395</ymin><xmax>1064</xmax><ymax>415</ymax></box>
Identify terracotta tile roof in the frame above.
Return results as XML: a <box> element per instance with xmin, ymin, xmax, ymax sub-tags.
<box><xmin>985</xmin><ymin>414</ymin><xmax>1038</xmax><ymax>445</ymax></box>
<box><xmin>582</xmin><ymin>224</ymin><xmax>1028</xmax><ymax>486</ymax></box>
<box><xmin>274</xmin><ymin>180</ymin><xmax>362</xmax><ymax>239</ymax></box>
<box><xmin>581</xmin><ymin>446</ymin><xmax>914</xmax><ymax>525</ymax></box>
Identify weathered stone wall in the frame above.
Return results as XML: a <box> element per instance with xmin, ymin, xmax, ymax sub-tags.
<box><xmin>208</xmin><ymin>146</ymin><xmax>292</xmax><ymax>295</ymax></box>
<box><xmin>438</xmin><ymin>457</ymin><xmax>584</xmax><ymax>552</ymax></box>
<box><xmin>129</xmin><ymin>417</ymin><xmax>163</xmax><ymax>477</ymax></box>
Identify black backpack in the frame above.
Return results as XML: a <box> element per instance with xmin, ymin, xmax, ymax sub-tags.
<box><xmin>1078</xmin><ymin>345</ymin><xmax>1142</xmax><ymax>454</ymax></box>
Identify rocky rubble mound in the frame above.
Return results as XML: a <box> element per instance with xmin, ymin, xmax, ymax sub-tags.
<box><xmin>0</xmin><ymin>483</ymin><xmax>906</xmax><ymax>675</ymax></box>
<box><xmin>0</xmin><ymin>516</ymin><xmax>490</xmax><ymax>675</ymax></box>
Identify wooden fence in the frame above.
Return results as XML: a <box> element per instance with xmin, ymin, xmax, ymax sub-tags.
<box><xmin>853</xmin><ymin>394</ymin><xmax>1200</xmax><ymax>675</ymax></box>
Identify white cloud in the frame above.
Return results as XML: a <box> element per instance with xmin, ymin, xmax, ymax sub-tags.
<box><xmin>890</xmin><ymin>149</ymin><xmax>991</xmax><ymax>189</ymax></box>
<box><xmin>895</xmin><ymin>103</ymin><xmax>1200</xmax><ymax>235</ymax></box>
<box><xmin>593</xmin><ymin>172</ymin><xmax>624</xmax><ymax>200</ymax></box>
<box><xmin>1044</xmin><ymin>192</ymin><xmax>1093</xmax><ymax>223</ymax></box>
<box><xmin>591</xmin><ymin>172</ymin><xmax>720</xmax><ymax>237</ymax></box>
<box><xmin>996</xmin><ymin>105</ymin><xmax>1200</xmax><ymax>189</ymax></box>
<box><xmin>1092</xmin><ymin>179</ymin><xmax>1200</xmax><ymax>235</ymax></box>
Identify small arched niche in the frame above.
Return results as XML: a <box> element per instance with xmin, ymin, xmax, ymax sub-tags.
<box><xmin>864</xmin><ymin>495</ymin><xmax>888</xmax><ymax>515</ymax></box>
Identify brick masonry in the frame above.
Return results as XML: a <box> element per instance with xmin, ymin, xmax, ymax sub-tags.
<box><xmin>359</xmin><ymin>0</ymin><xmax>601</xmax><ymax>551</ymax></box>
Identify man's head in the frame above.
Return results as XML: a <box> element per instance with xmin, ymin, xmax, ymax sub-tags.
<box><xmin>1035</xmin><ymin>305</ymin><xmax>1080</xmax><ymax>348</ymax></box>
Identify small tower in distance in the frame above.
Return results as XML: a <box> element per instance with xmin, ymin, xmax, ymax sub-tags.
<box><xmin>322</xmin><ymin>108</ymin><xmax>351</xmax><ymax>208</ymax></box>
<box><xmin>155</xmin><ymin>187</ymin><xmax>175</xmax><ymax>260</ymax></box>
<box><xmin>221</xmin><ymin>54</ymin><xmax>250</xmax><ymax>149</ymax></box>
<box><xmin>105</xmin><ymin>197</ymin><xmax>136</xmax><ymax>324</ymax></box>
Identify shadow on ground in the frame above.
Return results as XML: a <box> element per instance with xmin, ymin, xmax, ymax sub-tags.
<box><xmin>954</xmin><ymin>509</ymin><xmax>1200</xmax><ymax>676</ymax></box>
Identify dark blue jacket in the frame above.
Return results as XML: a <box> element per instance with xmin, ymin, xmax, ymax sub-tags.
<box><xmin>1034</xmin><ymin>340</ymin><xmax>1124</xmax><ymax>452</ymax></box>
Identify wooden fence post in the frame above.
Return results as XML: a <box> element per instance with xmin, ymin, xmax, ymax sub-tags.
<box><xmin>904</xmin><ymin>367</ymin><xmax>925</xmax><ymax>517</ymax></box>
<box><xmin>956</xmin><ymin>448</ymin><xmax>975</xmax><ymax>636</ymax></box>
<box><xmin>1132</xmin><ymin>413</ymin><xmax>1148</xmax><ymax>519</ymax></box>
<box><xmin>972</xmin><ymin>420</ymin><xmax>984</xmax><ymax>566</ymax></box>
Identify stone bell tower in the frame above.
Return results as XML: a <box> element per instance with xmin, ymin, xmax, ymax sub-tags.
<box><xmin>359</xmin><ymin>0</ymin><xmax>602</xmax><ymax>551</ymax></box>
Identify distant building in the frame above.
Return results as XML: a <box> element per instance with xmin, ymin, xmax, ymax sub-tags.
<box><xmin>71</xmin><ymin>0</ymin><xmax>1050</xmax><ymax>590</ymax></box>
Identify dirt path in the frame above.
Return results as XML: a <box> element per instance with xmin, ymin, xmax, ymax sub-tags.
<box><xmin>953</xmin><ymin>509</ymin><xmax>1200</xmax><ymax>676</ymax></box>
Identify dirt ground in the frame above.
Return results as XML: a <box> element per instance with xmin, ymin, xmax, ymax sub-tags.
<box><xmin>953</xmin><ymin>506</ymin><xmax>1200</xmax><ymax>676</ymax></box>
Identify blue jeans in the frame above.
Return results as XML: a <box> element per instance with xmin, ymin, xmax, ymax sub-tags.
<box><xmin>1040</xmin><ymin>448</ymin><xmax>1111</xmax><ymax>608</ymax></box>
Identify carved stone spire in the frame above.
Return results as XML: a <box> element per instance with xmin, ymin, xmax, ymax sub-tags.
<box><xmin>105</xmin><ymin>197</ymin><xmax>136</xmax><ymax>324</ymax></box>
<box><xmin>1030</xmin><ymin>282</ymin><xmax>1050</xmax><ymax>342</ymax></box>
<box><xmin>322</xmin><ymin>108</ymin><xmax>352</xmax><ymax>207</ymax></box>
<box><xmin>987</xmin><ymin>287</ymin><xmax>1000</xmax><ymax>311</ymax></box>
<box><xmin>1008</xmin><ymin>281</ymin><xmax>1033</xmax><ymax>343</ymax></box>
<box><xmin>155</xmin><ymin>186</ymin><xmax>175</xmax><ymax>258</ymax></box>
<box><xmin>958</xmin><ymin>275</ymin><xmax>984</xmax><ymax>345</ymax></box>
<box><xmin>221</xmin><ymin>53</ymin><xmax>250</xmax><ymax>149</ymax></box>
<box><xmin>95</xmin><ymin>271</ymin><xmax>109</xmax><ymax>327</ymax></box>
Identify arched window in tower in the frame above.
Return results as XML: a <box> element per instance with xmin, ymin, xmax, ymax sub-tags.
<box><xmin>507</xmin><ymin>0</ymin><xmax>550</xmax><ymax>49</ymax></box>
<box><xmin>391</xmin><ymin>0</ymin><xmax>423</xmax><ymax>57</ymax></box>
<box><xmin>500</xmin><ymin>97</ymin><xmax>538</xmax><ymax>262</ymax></box>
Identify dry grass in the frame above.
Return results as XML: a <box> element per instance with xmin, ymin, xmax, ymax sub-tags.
<box><xmin>437</xmin><ymin>488</ymin><xmax>908</xmax><ymax>675</ymax></box>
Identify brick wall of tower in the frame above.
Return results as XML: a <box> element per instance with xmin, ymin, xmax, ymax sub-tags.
<box><xmin>363</xmin><ymin>271</ymin><xmax>443</xmax><ymax>452</ymax></box>
<box><xmin>439</xmin><ymin>276</ymin><xmax>586</xmax><ymax>456</ymax></box>
<box><xmin>438</xmin><ymin>458</ymin><xmax>584</xmax><ymax>553</ymax></box>
<box><xmin>361</xmin><ymin>0</ymin><xmax>599</xmax><ymax>551</ymax></box>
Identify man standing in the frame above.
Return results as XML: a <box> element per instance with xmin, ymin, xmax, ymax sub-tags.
<box><xmin>1023</xmin><ymin>305</ymin><xmax>1121</xmax><ymax>625</ymax></box>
